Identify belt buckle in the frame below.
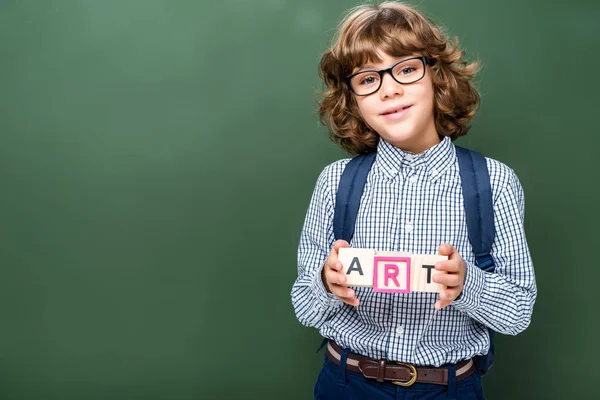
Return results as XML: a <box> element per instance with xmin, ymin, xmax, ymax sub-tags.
<box><xmin>391</xmin><ymin>362</ymin><xmax>418</xmax><ymax>386</ymax></box>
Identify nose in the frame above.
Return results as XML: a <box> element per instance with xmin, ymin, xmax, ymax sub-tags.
<box><xmin>379</xmin><ymin>71</ymin><xmax>404</xmax><ymax>98</ymax></box>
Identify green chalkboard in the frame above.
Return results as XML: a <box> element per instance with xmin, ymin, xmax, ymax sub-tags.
<box><xmin>0</xmin><ymin>0</ymin><xmax>598</xmax><ymax>399</ymax></box>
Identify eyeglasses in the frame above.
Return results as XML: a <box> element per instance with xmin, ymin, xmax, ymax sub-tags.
<box><xmin>345</xmin><ymin>56</ymin><xmax>435</xmax><ymax>96</ymax></box>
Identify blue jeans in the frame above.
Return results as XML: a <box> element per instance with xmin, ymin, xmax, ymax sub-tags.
<box><xmin>313</xmin><ymin>355</ymin><xmax>486</xmax><ymax>400</ymax></box>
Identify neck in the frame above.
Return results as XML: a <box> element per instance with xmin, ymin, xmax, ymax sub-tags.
<box><xmin>392</xmin><ymin>132</ymin><xmax>441</xmax><ymax>154</ymax></box>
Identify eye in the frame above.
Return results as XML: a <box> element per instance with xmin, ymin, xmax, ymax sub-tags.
<box><xmin>352</xmin><ymin>73</ymin><xmax>379</xmax><ymax>87</ymax></box>
<box><xmin>400</xmin><ymin>66</ymin><xmax>417</xmax><ymax>75</ymax></box>
<box><xmin>359</xmin><ymin>75</ymin><xmax>378</xmax><ymax>85</ymax></box>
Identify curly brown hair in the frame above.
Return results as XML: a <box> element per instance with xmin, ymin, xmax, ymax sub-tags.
<box><xmin>318</xmin><ymin>2</ymin><xmax>480</xmax><ymax>155</ymax></box>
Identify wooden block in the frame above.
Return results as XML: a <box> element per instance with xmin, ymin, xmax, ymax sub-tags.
<box><xmin>338</xmin><ymin>248</ymin><xmax>376</xmax><ymax>287</ymax></box>
<box><xmin>373</xmin><ymin>255</ymin><xmax>411</xmax><ymax>293</ymax></box>
<box><xmin>338</xmin><ymin>248</ymin><xmax>449</xmax><ymax>293</ymax></box>
<box><xmin>409</xmin><ymin>254</ymin><xmax>448</xmax><ymax>293</ymax></box>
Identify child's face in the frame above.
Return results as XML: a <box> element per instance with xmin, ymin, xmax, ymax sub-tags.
<box><xmin>352</xmin><ymin>50</ymin><xmax>439</xmax><ymax>153</ymax></box>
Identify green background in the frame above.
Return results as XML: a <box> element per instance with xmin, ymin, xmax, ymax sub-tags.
<box><xmin>1</xmin><ymin>0</ymin><xmax>597</xmax><ymax>399</ymax></box>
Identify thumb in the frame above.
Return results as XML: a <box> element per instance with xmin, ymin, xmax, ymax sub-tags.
<box><xmin>438</xmin><ymin>243</ymin><xmax>456</xmax><ymax>256</ymax></box>
<box><xmin>333</xmin><ymin>240</ymin><xmax>350</xmax><ymax>252</ymax></box>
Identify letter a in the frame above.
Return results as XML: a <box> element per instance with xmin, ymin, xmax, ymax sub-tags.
<box><xmin>347</xmin><ymin>257</ymin><xmax>364</xmax><ymax>275</ymax></box>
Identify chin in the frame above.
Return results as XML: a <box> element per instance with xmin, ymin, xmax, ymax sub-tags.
<box><xmin>380</xmin><ymin>131</ymin><xmax>417</xmax><ymax>145</ymax></box>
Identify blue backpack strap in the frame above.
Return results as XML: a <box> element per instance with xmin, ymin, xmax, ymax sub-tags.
<box><xmin>455</xmin><ymin>145</ymin><xmax>496</xmax><ymax>376</ymax></box>
<box><xmin>333</xmin><ymin>152</ymin><xmax>377</xmax><ymax>242</ymax></box>
<box><xmin>455</xmin><ymin>146</ymin><xmax>496</xmax><ymax>273</ymax></box>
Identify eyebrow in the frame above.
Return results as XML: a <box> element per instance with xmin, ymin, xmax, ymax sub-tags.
<box><xmin>356</xmin><ymin>56</ymin><xmax>419</xmax><ymax>72</ymax></box>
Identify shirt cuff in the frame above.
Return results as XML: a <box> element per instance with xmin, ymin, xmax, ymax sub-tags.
<box><xmin>452</xmin><ymin>261</ymin><xmax>486</xmax><ymax>312</ymax></box>
<box><xmin>311</xmin><ymin>263</ymin><xmax>343</xmax><ymax>310</ymax></box>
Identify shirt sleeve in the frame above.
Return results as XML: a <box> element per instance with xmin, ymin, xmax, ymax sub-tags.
<box><xmin>291</xmin><ymin>164</ymin><xmax>344</xmax><ymax>329</ymax></box>
<box><xmin>452</xmin><ymin>167</ymin><xmax>537</xmax><ymax>335</ymax></box>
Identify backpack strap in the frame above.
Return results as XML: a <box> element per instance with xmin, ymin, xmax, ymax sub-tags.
<box><xmin>454</xmin><ymin>146</ymin><xmax>496</xmax><ymax>272</ymax></box>
<box><xmin>333</xmin><ymin>152</ymin><xmax>377</xmax><ymax>242</ymax></box>
<box><xmin>455</xmin><ymin>145</ymin><xmax>497</xmax><ymax>375</ymax></box>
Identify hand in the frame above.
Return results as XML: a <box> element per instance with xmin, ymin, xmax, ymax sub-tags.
<box><xmin>433</xmin><ymin>243</ymin><xmax>466</xmax><ymax>310</ymax></box>
<box><xmin>321</xmin><ymin>240</ymin><xmax>360</xmax><ymax>306</ymax></box>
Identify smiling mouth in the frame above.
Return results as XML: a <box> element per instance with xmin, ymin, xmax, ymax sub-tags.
<box><xmin>381</xmin><ymin>105</ymin><xmax>412</xmax><ymax>115</ymax></box>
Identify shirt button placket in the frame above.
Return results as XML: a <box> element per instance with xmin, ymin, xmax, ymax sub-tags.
<box><xmin>396</xmin><ymin>325</ymin><xmax>404</xmax><ymax>337</ymax></box>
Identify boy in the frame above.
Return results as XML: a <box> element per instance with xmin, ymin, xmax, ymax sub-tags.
<box><xmin>291</xmin><ymin>2</ymin><xmax>537</xmax><ymax>399</ymax></box>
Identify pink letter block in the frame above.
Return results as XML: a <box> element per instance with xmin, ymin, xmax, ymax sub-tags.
<box><xmin>373</xmin><ymin>256</ymin><xmax>411</xmax><ymax>293</ymax></box>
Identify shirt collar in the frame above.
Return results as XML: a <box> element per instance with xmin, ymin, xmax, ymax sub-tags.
<box><xmin>374</xmin><ymin>136</ymin><xmax>455</xmax><ymax>182</ymax></box>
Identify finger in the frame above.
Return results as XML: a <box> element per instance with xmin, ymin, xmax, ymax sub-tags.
<box><xmin>325</xmin><ymin>269</ymin><xmax>347</xmax><ymax>285</ymax></box>
<box><xmin>438</xmin><ymin>243</ymin><xmax>457</xmax><ymax>257</ymax></box>
<box><xmin>330</xmin><ymin>284</ymin><xmax>359</xmax><ymax>307</ymax></box>
<box><xmin>435</xmin><ymin>291</ymin><xmax>453</xmax><ymax>310</ymax></box>
<box><xmin>444</xmin><ymin>287</ymin><xmax>462</xmax><ymax>300</ymax></box>
<box><xmin>434</xmin><ymin>299</ymin><xmax>451</xmax><ymax>310</ymax></box>
<box><xmin>435</xmin><ymin>290</ymin><xmax>455</xmax><ymax>310</ymax></box>
<box><xmin>330</xmin><ymin>285</ymin><xmax>356</xmax><ymax>300</ymax></box>
<box><xmin>433</xmin><ymin>272</ymin><xmax>461</xmax><ymax>287</ymax></box>
<box><xmin>326</xmin><ymin>259</ymin><xmax>343</xmax><ymax>272</ymax></box>
<box><xmin>434</xmin><ymin>260</ymin><xmax>459</xmax><ymax>273</ymax></box>
<box><xmin>339</xmin><ymin>296</ymin><xmax>360</xmax><ymax>307</ymax></box>
<box><xmin>435</xmin><ymin>287</ymin><xmax>461</xmax><ymax>310</ymax></box>
<box><xmin>439</xmin><ymin>243</ymin><xmax>463</xmax><ymax>262</ymax></box>
<box><xmin>327</xmin><ymin>241</ymin><xmax>350</xmax><ymax>271</ymax></box>
<box><xmin>325</xmin><ymin>252</ymin><xmax>341</xmax><ymax>271</ymax></box>
<box><xmin>327</xmin><ymin>255</ymin><xmax>343</xmax><ymax>273</ymax></box>
<box><xmin>326</xmin><ymin>242</ymin><xmax>348</xmax><ymax>270</ymax></box>
<box><xmin>333</xmin><ymin>240</ymin><xmax>350</xmax><ymax>253</ymax></box>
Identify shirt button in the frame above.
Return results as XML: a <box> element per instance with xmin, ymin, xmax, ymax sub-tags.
<box><xmin>405</xmin><ymin>223</ymin><xmax>414</xmax><ymax>233</ymax></box>
<box><xmin>396</xmin><ymin>326</ymin><xmax>404</xmax><ymax>336</ymax></box>
<box><xmin>409</xmin><ymin>175</ymin><xmax>418</xmax><ymax>184</ymax></box>
<box><xmin>431</xmin><ymin>168</ymin><xmax>439</xmax><ymax>176</ymax></box>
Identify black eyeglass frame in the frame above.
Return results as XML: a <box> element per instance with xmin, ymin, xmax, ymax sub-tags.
<box><xmin>345</xmin><ymin>56</ymin><xmax>436</xmax><ymax>96</ymax></box>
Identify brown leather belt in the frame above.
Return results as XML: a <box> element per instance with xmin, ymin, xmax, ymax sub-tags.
<box><xmin>326</xmin><ymin>341</ymin><xmax>475</xmax><ymax>386</ymax></box>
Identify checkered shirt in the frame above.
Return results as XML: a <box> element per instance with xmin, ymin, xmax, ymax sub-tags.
<box><xmin>291</xmin><ymin>136</ymin><xmax>537</xmax><ymax>366</ymax></box>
